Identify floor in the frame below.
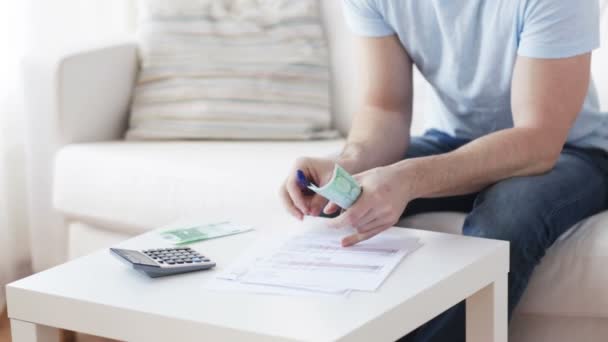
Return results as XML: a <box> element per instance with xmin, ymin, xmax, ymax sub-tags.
<box><xmin>0</xmin><ymin>308</ymin><xmax>117</xmax><ymax>342</ymax></box>
<box><xmin>0</xmin><ymin>309</ymin><xmax>10</xmax><ymax>342</ymax></box>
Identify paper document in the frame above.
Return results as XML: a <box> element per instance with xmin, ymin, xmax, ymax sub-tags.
<box><xmin>207</xmin><ymin>228</ymin><xmax>422</xmax><ymax>296</ymax></box>
<box><xmin>206</xmin><ymin>278</ymin><xmax>351</xmax><ymax>297</ymax></box>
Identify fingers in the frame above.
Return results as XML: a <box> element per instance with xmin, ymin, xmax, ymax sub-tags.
<box><xmin>323</xmin><ymin>202</ymin><xmax>340</xmax><ymax>216</ymax></box>
<box><xmin>285</xmin><ymin>177</ymin><xmax>310</xmax><ymax>215</ymax></box>
<box><xmin>309</xmin><ymin>195</ymin><xmax>329</xmax><ymax>217</ymax></box>
<box><xmin>354</xmin><ymin>210</ymin><xmax>378</xmax><ymax>232</ymax></box>
<box><xmin>279</xmin><ymin>184</ymin><xmax>304</xmax><ymax>220</ymax></box>
<box><xmin>327</xmin><ymin>200</ymin><xmax>370</xmax><ymax>229</ymax></box>
<box><xmin>342</xmin><ymin>223</ymin><xmax>391</xmax><ymax>247</ymax></box>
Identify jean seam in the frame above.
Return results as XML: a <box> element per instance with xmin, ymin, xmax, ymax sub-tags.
<box><xmin>540</xmin><ymin>178</ymin><xmax>603</xmax><ymax>228</ymax></box>
<box><xmin>563</xmin><ymin>147</ymin><xmax>608</xmax><ymax>178</ymax></box>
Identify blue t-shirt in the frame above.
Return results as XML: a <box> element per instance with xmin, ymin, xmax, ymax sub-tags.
<box><xmin>343</xmin><ymin>0</ymin><xmax>607</xmax><ymax>150</ymax></box>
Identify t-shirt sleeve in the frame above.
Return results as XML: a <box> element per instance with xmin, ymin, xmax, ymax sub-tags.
<box><xmin>518</xmin><ymin>0</ymin><xmax>600</xmax><ymax>59</ymax></box>
<box><xmin>341</xmin><ymin>0</ymin><xmax>394</xmax><ymax>37</ymax></box>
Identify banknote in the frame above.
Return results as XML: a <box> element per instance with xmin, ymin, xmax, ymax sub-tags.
<box><xmin>308</xmin><ymin>164</ymin><xmax>362</xmax><ymax>209</ymax></box>
<box><xmin>161</xmin><ymin>222</ymin><xmax>253</xmax><ymax>245</ymax></box>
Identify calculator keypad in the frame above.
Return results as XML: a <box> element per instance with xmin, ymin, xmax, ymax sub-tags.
<box><xmin>141</xmin><ymin>248</ymin><xmax>209</xmax><ymax>267</ymax></box>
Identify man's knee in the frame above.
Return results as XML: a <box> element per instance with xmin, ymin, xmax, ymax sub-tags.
<box><xmin>462</xmin><ymin>178</ymin><xmax>549</xmax><ymax>252</ymax></box>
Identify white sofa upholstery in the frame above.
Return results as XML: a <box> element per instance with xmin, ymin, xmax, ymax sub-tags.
<box><xmin>24</xmin><ymin>1</ymin><xmax>608</xmax><ymax>341</ymax></box>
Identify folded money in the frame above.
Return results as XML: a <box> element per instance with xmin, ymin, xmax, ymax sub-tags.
<box><xmin>161</xmin><ymin>222</ymin><xmax>253</xmax><ymax>245</ymax></box>
<box><xmin>308</xmin><ymin>164</ymin><xmax>362</xmax><ymax>209</ymax></box>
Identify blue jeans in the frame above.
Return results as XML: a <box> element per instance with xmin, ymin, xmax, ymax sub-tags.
<box><xmin>400</xmin><ymin>130</ymin><xmax>608</xmax><ymax>342</ymax></box>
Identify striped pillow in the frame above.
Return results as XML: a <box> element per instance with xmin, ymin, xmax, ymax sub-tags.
<box><xmin>127</xmin><ymin>0</ymin><xmax>337</xmax><ymax>140</ymax></box>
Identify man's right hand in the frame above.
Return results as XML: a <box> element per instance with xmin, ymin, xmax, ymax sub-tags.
<box><xmin>280</xmin><ymin>157</ymin><xmax>337</xmax><ymax>220</ymax></box>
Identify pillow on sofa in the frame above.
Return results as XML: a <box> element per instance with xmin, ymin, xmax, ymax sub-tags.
<box><xmin>127</xmin><ymin>0</ymin><xmax>337</xmax><ymax>140</ymax></box>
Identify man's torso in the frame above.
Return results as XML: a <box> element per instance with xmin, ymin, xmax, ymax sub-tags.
<box><xmin>343</xmin><ymin>0</ymin><xmax>606</xmax><ymax>150</ymax></box>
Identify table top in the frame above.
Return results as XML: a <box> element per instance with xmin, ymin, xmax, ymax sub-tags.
<box><xmin>8</xmin><ymin>216</ymin><xmax>508</xmax><ymax>342</ymax></box>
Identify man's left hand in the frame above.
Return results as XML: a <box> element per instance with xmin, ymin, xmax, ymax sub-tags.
<box><xmin>325</xmin><ymin>165</ymin><xmax>413</xmax><ymax>247</ymax></box>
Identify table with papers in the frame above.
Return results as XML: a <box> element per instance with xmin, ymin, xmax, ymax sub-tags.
<box><xmin>8</xmin><ymin>215</ymin><xmax>509</xmax><ymax>341</ymax></box>
<box><xmin>206</xmin><ymin>227</ymin><xmax>423</xmax><ymax>296</ymax></box>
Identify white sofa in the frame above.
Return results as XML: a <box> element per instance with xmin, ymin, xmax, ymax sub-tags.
<box><xmin>24</xmin><ymin>2</ymin><xmax>608</xmax><ymax>341</ymax></box>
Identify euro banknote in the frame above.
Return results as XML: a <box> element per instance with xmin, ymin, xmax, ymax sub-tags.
<box><xmin>161</xmin><ymin>222</ymin><xmax>253</xmax><ymax>245</ymax></box>
<box><xmin>308</xmin><ymin>164</ymin><xmax>362</xmax><ymax>209</ymax></box>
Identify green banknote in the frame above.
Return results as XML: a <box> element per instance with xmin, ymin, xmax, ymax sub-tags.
<box><xmin>161</xmin><ymin>222</ymin><xmax>253</xmax><ymax>245</ymax></box>
<box><xmin>308</xmin><ymin>164</ymin><xmax>362</xmax><ymax>209</ymax></box>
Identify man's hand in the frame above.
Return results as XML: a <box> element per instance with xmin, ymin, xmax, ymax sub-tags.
<box><xmin>280</xmin><ymin>157</ymin><xmax>336</xmax><ymax>220</ymax></box>
<box><xmin>326</xmin><ymin>165</ymin><xmax>412</xmax><ymax>247</ymax></box>
<box><xmin>279</xmin><ymin>35</ymin><xmax>414</xmax><ymax>222</ymax></box>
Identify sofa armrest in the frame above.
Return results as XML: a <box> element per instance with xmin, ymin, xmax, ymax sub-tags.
<box><xmin>22</xmin><ymin>39</ymin><xmax>138</xmax><ymax>271</ymax></box>
<box><xmin>23</xmin><ymin>39</ymin><xmax>138</xmax><ymax>145</ymax></box>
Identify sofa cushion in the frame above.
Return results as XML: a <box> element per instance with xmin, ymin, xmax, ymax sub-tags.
<box><xmin>54</xmin><ymin>140</ymin><xmax>344</xmax><ymax>233</ymax></box>
<box><xmin>400</xmin><ymin>212</ymin><xmax>608</xmax><ymax>317</ymax></box>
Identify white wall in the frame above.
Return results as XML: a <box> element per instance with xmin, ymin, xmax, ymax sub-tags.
<box><xmin>593</xmin><ymin>4</ymin><xmax>608</xmax><ymax>111</ymax></box>
<box><xmin>25</xmin><ymin>0</ymin><xmax>135</xmax><ymax>51</ymax></box>
<box><xmin>0</xmin><ymin>0</ymin><xmax>136</xmax><ymax>308</ymax></box>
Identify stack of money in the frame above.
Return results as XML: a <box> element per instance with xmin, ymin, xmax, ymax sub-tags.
<box><xmin>308</xmin><ymin>164</ymin><xmax>362</xmax><ymax>209</ymax></box>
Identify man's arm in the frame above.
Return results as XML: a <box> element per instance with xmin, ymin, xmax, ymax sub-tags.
<box><xmin>279</xmin><ymin>34</ymin><xmax>414</xmax><ymax>218</ymax></box>
<box><xmin>338</xmin><ymin>34</ymin><xmax>414</xmax><ymax>174</ymax></box>
<box><xmin>328</xmin><ymin>53</ymin><xmax>592</xmax><ymax>246</ymax></box>
<box><xmin>393</xmin><ymin>53</ymin><xmax>591</xmax><ymax>199</ymax></box>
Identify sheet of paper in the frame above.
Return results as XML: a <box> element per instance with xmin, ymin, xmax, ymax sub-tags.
<box><xmin>209</xmin><ymin>227</ymin><xmax>422</xmax><ymax>295</ymax></box>
<box><xmin>205</xmin><ymin>278</ymin><xmax>351</xmax><ymax>297</ymax></box>
<box><xmin>236</xmin><ymin>230</ymin><xmax>421</xmax><ymax>291</ymax></box>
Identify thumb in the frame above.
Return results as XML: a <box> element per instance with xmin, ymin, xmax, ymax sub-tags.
<box><xmin>323</xmin><ymin>202</ymin><xmax>341</xmax><ymax>216</ymax></box>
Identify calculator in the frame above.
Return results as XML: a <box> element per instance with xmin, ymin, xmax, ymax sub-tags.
<box><xmin>110</xmin><ymin>247</ymin><xmax>216</xmax><ymax>278</ymax></box>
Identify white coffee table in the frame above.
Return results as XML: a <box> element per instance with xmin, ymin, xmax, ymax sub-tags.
<box><xmin>7</xmin><ymin>216</ymin><xmax>509</xmax><ymax>342</ymax></box>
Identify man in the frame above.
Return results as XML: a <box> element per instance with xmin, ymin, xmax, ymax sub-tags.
<box><xmin>280</xmin><ymin>0</ymin><xmax>607</xmax><ymax>341</ymax></box>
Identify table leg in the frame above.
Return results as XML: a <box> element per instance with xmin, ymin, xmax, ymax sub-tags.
<box><xmin>10</xmin><ymin>319</ymin><xmax>61</xmax><ymax>342</ymax></box>
<box><xmin>466</xmin><ymin>273</ymin><xmax>508</xmax><ymax>342</ymax></box>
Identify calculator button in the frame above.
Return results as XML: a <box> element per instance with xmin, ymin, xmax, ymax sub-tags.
<box><xmin>167</xmin><ymin>261</ymin><xmax>175</xmax><ymax>265</ymax></box>
<box><xmin>185</xmin><ymin>260</ymin><xmax>193</xmax><ymax>263</ymax></box>
<box><xmin>193</xmin><ymin>258</ymin><xmax>202</xmax><ymax>263</ymax></box>
<box><xmin>203</xmin><ymin>258</ymin><xmax>210</xmax><ymax>262</ymax></box>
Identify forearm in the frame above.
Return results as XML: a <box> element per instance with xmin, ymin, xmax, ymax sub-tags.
<box><xmin>338</xmin><ymin>106</ymin><xmax>411</xmax><ymax>174</ymax></box>
<box><xmin>394</xmin><ymin>127</ymin><xmax>560</xmax><ymax>199</ymax></box>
